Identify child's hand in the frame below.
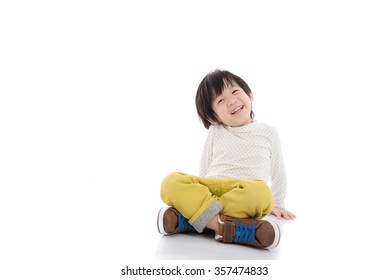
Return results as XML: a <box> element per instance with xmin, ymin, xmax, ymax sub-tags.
<box><xmin>270</xmin><ymin>207</ymin><xmax>296</xmax><ymax>220</ymax></box>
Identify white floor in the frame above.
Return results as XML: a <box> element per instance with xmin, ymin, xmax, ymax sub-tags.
<box><xmin>154</xmin><ymin>211</ymin><xmax>389</xmax><ymax>278</ymax></box>
<box><xmin>155</xmin><ymin>215</ymin><xmax>290</xmax><ymax>260</ymax></box>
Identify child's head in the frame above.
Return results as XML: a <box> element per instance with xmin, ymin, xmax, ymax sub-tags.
<box><xmin>196</xmin><ymin>69</ymin><xmax>254</xmax><ymax>129</ymax></box>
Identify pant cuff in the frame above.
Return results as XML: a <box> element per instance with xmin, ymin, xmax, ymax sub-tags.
<box><xmin>192</xmin><ymin>200</ymin><xmax>223</xmax><ymax>232</ymax></box>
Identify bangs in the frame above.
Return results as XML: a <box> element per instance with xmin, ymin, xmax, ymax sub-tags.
<box><xmin>209</xmin><ymin>72</ymin><xmax>237</xmax><ymax>99</ymax></box>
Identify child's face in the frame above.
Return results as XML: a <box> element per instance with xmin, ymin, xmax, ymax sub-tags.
<box><xmin>211</xmin><ymin>82</ymin><xmax>253</xmax><ymax>127</ymax></box>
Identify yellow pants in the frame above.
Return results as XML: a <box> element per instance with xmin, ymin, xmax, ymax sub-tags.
<box><xmin>160</xmin><ymin>172</ymin><xmax>274</xmax><ymax>232</ymax></box>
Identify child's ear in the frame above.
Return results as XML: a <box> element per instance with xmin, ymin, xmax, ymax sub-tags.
<box><xmin>208</xmin><ymin>118</ymin><xmax>220</xmax><ymax>125</ymax></box>
<box><xmin>249</xmin><ymin>93</ymin><xmax>254</xmax><ymax>101</ymax></box>
<box><xmin>208</xmin><ymin>114</ymin><xmax>221</xmax><ymax>125</ymax></box>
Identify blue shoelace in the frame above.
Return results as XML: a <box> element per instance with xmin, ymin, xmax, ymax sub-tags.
<box><xmin>177</xmin><ymin>212</ymin><xmax>195</xmax><ymax>231</ymax></box>
<box><xmin>234</xmin><ymin>221</ymin><xmax>256</xmax><ymax>243</ymax></box>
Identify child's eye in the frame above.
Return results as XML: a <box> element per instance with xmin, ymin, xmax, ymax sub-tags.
<box><xmin>217</xmin><ymin>99</ymin><xmax>224</xmax><ymax>105</ymax></box>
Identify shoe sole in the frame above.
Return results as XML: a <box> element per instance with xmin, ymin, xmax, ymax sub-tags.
<box><xmin>157</xmin><ymin>207</ymin><xmax>169</xmax><ymax>235</ymax></box>
<box><xmin>265</xmin><ymin>220</ymin><xmax>281</xmax><ymax>249</ymax></box>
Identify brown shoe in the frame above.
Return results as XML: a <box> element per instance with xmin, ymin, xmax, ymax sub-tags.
<box><xmin>157</xmin><ymin>207</ymin><xmax>196</xmax><ymax>235</ymax></box>
<box><xmin>215</xmin><ymin>215</ymin><xmax>280</xmax><ymax>249</ymax></box>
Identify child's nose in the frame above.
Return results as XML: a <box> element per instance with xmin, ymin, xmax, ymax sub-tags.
<box><xmin>228</xmin><ymin>98</ymin><xmax>237</xmax><ymax>106</ymax></box>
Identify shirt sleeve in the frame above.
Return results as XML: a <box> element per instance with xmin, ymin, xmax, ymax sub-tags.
<box><xmin>269</xmin><ymin>128</ymin><xmax>287</xmax><ymax>208</ymax></box>
<box><xmin>199</xmin><ymin>126</ymin><xmax>214</xmax><ymax>177</ymax></box>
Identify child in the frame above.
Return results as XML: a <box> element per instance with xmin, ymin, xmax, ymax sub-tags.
<box><xmin>157</xmin><ymin>69</ymin><xmax>295</xmax><ymax>249</ymax></box>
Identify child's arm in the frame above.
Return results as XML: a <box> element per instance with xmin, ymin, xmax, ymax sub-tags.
<box><xmin>269</xmin><ymin>128</ymin><xmax>287</xmax><ymax>208</ymax></box>
<box><xmin>269</xmin><ymin>127</ymin><xmax>296</xmax><ymax>219</ymax></box>
<box><xmin>199</xmin><ymin>126</ymin><xmax>215</xmax><ymax>177</ymax></box>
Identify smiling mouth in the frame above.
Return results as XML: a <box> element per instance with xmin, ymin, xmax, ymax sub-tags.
<box><xmin>231</xmin><ymin>105</ymin><xmax>244</xmax><ymax>115</ymax></box>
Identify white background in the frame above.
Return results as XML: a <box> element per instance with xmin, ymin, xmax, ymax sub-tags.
<box><xmin>1</xmin><ymin>1</ymin><xmax>389</xmax><ymax>279</ymax></box>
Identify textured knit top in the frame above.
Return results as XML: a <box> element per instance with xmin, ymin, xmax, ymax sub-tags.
<box><xmin>199</xmin><ymin>121</ymin><xmax>287</xmax><ymax>208</ymax></box>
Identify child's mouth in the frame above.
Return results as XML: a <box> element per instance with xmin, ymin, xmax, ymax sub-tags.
<box><xmin>231</xmin><ymin>105</ymin><xmax>244</xmax><ymax>115</ymax></box>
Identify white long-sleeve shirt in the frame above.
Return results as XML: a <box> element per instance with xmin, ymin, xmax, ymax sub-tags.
<box><xmin>199</xmin><ymin>121</ymin><xmax>287</xmax><ymax>208</ymax></box>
